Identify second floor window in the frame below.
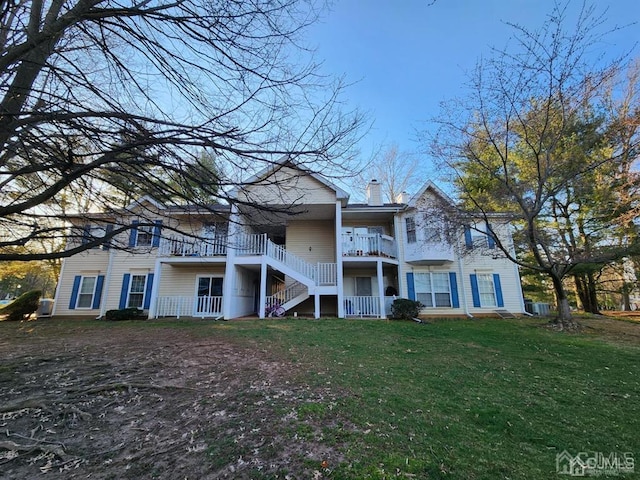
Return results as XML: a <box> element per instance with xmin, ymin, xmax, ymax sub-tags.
<box><xmin>136</xmin><ymin>225</ymin><xmax>153</xmax><ymax>247</ymax></box>
<box><xmin>406</xmin><ymin>217</ymin><xmax>416</xmax><ymax>244</ymax></box>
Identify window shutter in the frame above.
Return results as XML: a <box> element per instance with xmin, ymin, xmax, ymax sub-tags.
<box><xmin>493</xmin><ymin>274</ymin><xmax>504</xmax><ymax>307</ymax></box>
<box><xmin>128</xmin><ymin>221</ymin><xmax>139</xmax><ymax>247</ymax></box>
<box><xmin>69</xmin><ymin>276</ymin><xmax>81</xmax><ymax>309</ymax></box>
<box><xmin>486</xmin><ymin>222</ymin><xmax>496</xmax><ymax>249</ymax></box>
<box><xmin>152</xmin><ymin>220</ymin><xmax>162</xmax><ymax>247</ymax></box>
<box><xmin>143</xmin><ymin>273</ymin><xmax>154</xmax><ymax>309</ymax></box>
<box><xmin>119</xmin><ymin>274</ymin><xmax>131</xmax><ymax>309</ymax></box>
<box><xmin>406</xmin><ymin>273</ymin><xmax>415</xmax><ymax>301</ymax></box>
<box><xmin>92</xmin><ymin>275</ymin><xmax>105</xmax><ymax>309</ymax></box>
<box><xmin>449</xmin><ymin>272</ymin><xmax>459</xmax><ymax>308</ymax></box>
<box><xmin>464</xmin><ymin>226</ymin><xmax>473</xmax><ymax>249</ymax></box>
<box><xmin>470</xmin><ymin>274</ymin><xmax>481</xmax><ymax>307</ymax></box>
<box><xmin>103</xmin><ymin>224</ymin><xmax>114</xmax><ymax>251</ymax></box>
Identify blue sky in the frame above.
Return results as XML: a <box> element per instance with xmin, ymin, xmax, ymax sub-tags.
<box><xmin>308</xmin><ymin>0</ymin><xmax>640</xmax><ymax>161</ymax></box>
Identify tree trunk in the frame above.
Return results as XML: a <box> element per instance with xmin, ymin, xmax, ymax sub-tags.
<box><xmin>621</xmin><ymin>283</ymin><xmax>632</xmax><ymax>311</ymax></box>
<box><xmin>586</xmin><ymin>272</ymin><xmax>600</xmax><ymax>314</ymax></box>
<box><xmin>551</xmin><ymin>274</ymin><xmax>576</xmax><ymax>329</ymax></box>
<box><xmin>574</xmin><ymin>273</ymin><xmax>600</xmax><ymax>314</ymax></box>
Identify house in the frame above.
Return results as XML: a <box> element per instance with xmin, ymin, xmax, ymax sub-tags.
<box><xmin>52</xmin><ymin>159</ymin><xmax>526</xmax><ymax>319</ymax></box>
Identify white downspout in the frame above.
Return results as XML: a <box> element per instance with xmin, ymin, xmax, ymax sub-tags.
<box><xmin>456</xmin><ymin>237</ymin><xmax>473</xmax><ymax>318</ymax></box>
<box><xmin>99</xmin><ymin>249</ymin><xmax>116</xmax><ymax>318</ymax></box>
<box><xmin>147</xmin><ymin>258</ymin><xmax>162</xmax><ymax>319</ymax></box>
<box><xmin>335</xmin><ymin>201</ymin><xmax>345</xmax><ymax>318</ymax></box>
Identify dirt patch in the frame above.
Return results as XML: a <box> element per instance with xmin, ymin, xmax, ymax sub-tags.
<box><xmin>0</xmin><ymin>321</ymin><xmax>345</xmax><ymax>479</ymax></box>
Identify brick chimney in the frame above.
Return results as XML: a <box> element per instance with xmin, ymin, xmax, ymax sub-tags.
<box><xmin>366</xmin><ymin>179</ymin><xmax>383</xmax><ymax>206</ymax></box>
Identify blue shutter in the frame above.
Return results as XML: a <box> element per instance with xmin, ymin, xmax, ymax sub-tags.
<box><xmin>143</xmin><ymin>273</ymin><xmax>154</xmax><ymax>309</ymax></box>
<box><xmin>128</xmin><ymin>221</ymin><xmax>139</xmax><ymax>247</ymax></box>
<box><xmin>449</xmin><ymin>272</ymin><xmax>459</xmax><ymax>308</ymax></box>
<box><xmin>92</xmin><ymin>275</ymin><xmax>105</xmax><ymax>309</ymax></box>
<box><xmin>69</xmin><ymin>276</ymin><xmax>82</xmax><ymax>309</ymax></box>
<box><xmin>406</xmin><ymin>273</ymin><xmax>415</xmax><ymax>301</ymax></box>
<box><xmin>464</xmin><ymin>226</ymin><xmax>473</xmax><ymax>249</ymax></box>
<box><xmin>493</xmin><ymin>274</ymin><xmax>504</xmax><ymax>307</ymax></box>
<box><xmin>119</xmin><ymin>274</ymin><xmax>131</xmax><ymax>309</ymax></box>
<box><xmin>152</xmin><ymin>220</ymin><xmax>162</xmax><ymax>247</ymax></box>
<box><xmin>486</xmin><ymin>222</ymin><xmax>496</xmax><ymax>249</ymax></box>
<box><xmin>470</xmin><ymin>274</ymin><xmax>481</xmax><ymax>307</ymax></box>
<box><xmin>103</xmin><ymin>224</ymin><xmax>114</xmax><ymax>250</ymax></box>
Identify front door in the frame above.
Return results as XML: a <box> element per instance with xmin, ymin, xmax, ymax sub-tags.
<box><xmin>195</xmin><ymin>276</ymin><xmax>223</xmax><ymax>316</ymax></box>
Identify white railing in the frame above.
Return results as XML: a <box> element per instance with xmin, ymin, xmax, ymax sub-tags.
<box><xmin>155</xmin><ymin>296</ymin><xmax>193</xmax><ymax>318</ymax></box>
<box><xmin>344</xmin><ymin>296</ymin><xmax>381</xmax><ymax>317</ymax></box>
<box><xmin>266</xmin><ymin>240</ymin><xmax>318</xmax><ymax>281</ymax></box>
<box><xmin>342</xmin><ymin>234</ymin><xmax>397</xmax><ymax>258</ymax></box>
<box><xmin>195</xmin><ymin>296</ymin><xmax>223</xmax><ymax>317</ymax></box>
<box><xmin>211</xmin><ymin>232</ymin><xmax>339</xmax><ymax>286</ymax></box>
<box><xmin>155</xmin><ymin>295</ymin><xmax>223</xmax><ymax>318</ymax></box>
<box><xmin>317</xmin><ymin>262</ymin><xmax>337</xmax><ymax>285</ymax></box>
<box><xmin>266</xmin><ymin>281</ymin><xmax>308</xmax><ymax>308</ymax></box>
<box><xmin>159</xmin><ymin>235</ymin><xmax>227</xmax><ymax>257</ymax></box>
<box><xmin>235</xmin><ymin>233</ymin><xmax>267</xmax><ymax>255</ymax></box>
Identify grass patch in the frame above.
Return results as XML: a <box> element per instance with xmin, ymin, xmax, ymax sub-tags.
<box><xmin>4</xmin><ymin>316</ymin><xmax>639</xmax><ymax>478</ymax></box>
<box><xmin>209</xmin><ymin>317</ymin><xmax>640</xmax><ymax>479</ymax></box>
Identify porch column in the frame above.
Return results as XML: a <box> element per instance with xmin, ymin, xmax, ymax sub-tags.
<box><xmin>314</xmin><ymin>292</ymin><xmax>321</xmax><ymax>319</ymax></box>
<box><xmin>147</xmin><ymin>258</ymin><xmax>162</xmax><ymax>319</ymax></box>
<box><xmin>258</xmin><ymin>259</ymin><xmax>267</xmax><ymax>318</ymax></box>
<box><xmin>335</xmin><ymin>201</ymin><xmax>345</xmax><ymax>317</ymax></box>
<box><xmin>377</xmin><ymin>260</ymin><xmax>386</xmax><ymax>319</ymax></box>
<box><xmin>223</xmin><ymin>204</ymin><xmax>240</xmax><ymax>319</ymax></box>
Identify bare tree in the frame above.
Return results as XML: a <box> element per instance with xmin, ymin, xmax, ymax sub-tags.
<box><xmin>426</xmin><ymin>2</ymin><xmax>640</xmax><ymax>328</ymax></box>
<box><xmin>0</xmin><ymin>0</ymin><xmax>365</xmax><ymax>261</ymax></box>
<box><xmin>359</xmin><ymin>144</ymin><xmax>422</xmax><ymax>203</ymax></box>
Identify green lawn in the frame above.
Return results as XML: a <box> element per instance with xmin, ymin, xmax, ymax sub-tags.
<box><xmin>206</xmin><ymin>316</ymin><xmax>639</xmax><ymax>479</ymax></box>
<box><xmin>4</xmin><ymin>316</ymin><xmax>638</xmax><ymax>479</ymax></box>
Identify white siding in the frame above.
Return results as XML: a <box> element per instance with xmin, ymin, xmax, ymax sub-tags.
<box><xmin>286</xmin><ymin>220</ymin><xmax>335</xmax><ymax>264</ymax></box>
<box><xmin>54</xmin><ymin>251</ymin><xmax>110</xmax><ymax>316</ymax></box>
<box><xmin>239</xmin><ymin>166</ymin><xmax>337</xmax><ymax>205</ymax></box>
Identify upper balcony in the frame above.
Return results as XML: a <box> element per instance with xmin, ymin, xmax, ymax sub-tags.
<box><xmin>342</xmin><ymin>233</ymin><xmax>397</xmax><ymax>259</ymax></box>
<box><xmin>404</xmin><ymin>240</ymin><xmax>454</xmax><ymax>265</ymax></box>
<box><xmin>158</xmin><ymin>235</ymin><xmax>227</xmax><ymax>257</ymax></box>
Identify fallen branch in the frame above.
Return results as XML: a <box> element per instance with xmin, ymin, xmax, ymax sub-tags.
<box><xmin>0</xmin><ymin>397</ymin><xmax>49</xmax><ymax>414</ymax></box>
<box><xmin>0</xmin><ymin>440</ymin><xmax>69</xmax><ymax>460</ymax></box>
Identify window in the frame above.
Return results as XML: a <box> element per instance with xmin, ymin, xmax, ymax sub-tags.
<box><xmin>477</xmin><ymin>274</ymin><xmax>497</xmax><ymax>307</ymax></box>
<box><xmin>197</xmin><ymin>276</ymin><xmax>224</xmax><ymax>297</ymax></box>
<box><xmin>414</xmin><ymin>272</ymin><xmax>451</xmax><ymax>307</ymax></box>
<box><xmin>127</xmin><ymin>275</ymin><xmax>147</xmax><ymax>308</ymax></box>
<box><xmin>136</xmin><ymin>225</ymin><xmax>153</xmax><ymax>247</ymax></box>
<box><xmin>355</xmin><ymin>277</ymin><xmax>372</xmax><ymax>296</ymax></box>
<box><xmin>424</xmin><ymin>226</ymin><xmax>441</xmax><ymax>243</ymax></box>
<box><xmin>76</xmin><ymin>276</ymin><xmax>96</xmax><ymax>309</ymax></box>
<box><xmin>406</xmin><ymin>217</ymin><xmax>416</xmax><ymax>244</ymax></box>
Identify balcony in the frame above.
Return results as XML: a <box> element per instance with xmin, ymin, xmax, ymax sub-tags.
<box><xmin>159</xmin><ymin>235</ymin><xmax>227</xmax><ymax>257</ymax></box>
<box><xmin>342</xmin><ymin>234</ymin><xmax>397</xmax><ymax>259</ymax></box>
<box><xmin>403</xmin><ymin>240</ymin><xmax>454</xmax><ymax>265</ymax></box>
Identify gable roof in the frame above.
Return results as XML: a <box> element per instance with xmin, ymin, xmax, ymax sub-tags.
<box><xmin>406</xmin><ymin>181</ymin><xmax>455</xmax><ymax>208</ymax></box>
<box><xmin>228</xmin><ymin>155</ymin><xmax>350</xmax><ymax>206</ymax></box>
<box><xmin>125</xmin><ymin>195</ymin><xmax>167</xmax><ymax>211</ymax></box>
